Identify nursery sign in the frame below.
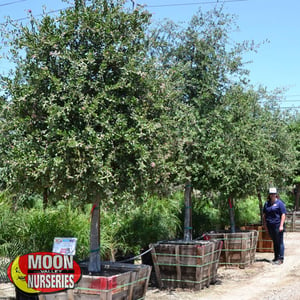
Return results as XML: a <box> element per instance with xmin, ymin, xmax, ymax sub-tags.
<box><xmin>7</xmin><ymin>252</ymin><xmax>82</xmax><ymax>294</ymax></box>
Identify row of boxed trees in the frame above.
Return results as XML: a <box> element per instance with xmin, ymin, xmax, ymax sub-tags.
<box><xmin>0</xmin><ymin>0</ymin><xmax>299</xmax><ymax>271</ymax></box>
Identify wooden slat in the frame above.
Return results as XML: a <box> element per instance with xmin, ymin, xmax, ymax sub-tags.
<box><xmin>207</xmin><ymin>242</ymin><xmax>213</xmax><ymax>286</ymax></box>
<box><xmin>127</xmin><ymin>270</ymin><xmax>136</xmax><ymax>300</ymax></box>
<box><xmin>149</xmin><ymin>243</ymin><xmax>162</xmax><ymax>289</ymax></box>
<box><xmin>175</xmin><ymin>245</ymin><xmax>181</xmax><ymax>288</ymax></box>
<box><xmin>224</xmin><ymin>233</ymin><xmax>229</xmax><ymax>265</ymax></box>
<box><xmin>142</xmin><ymin>264</ymin><xmax>152</xmax><ymax>298</ymax></box>
<box><xmin>240</xmin><ymin>233</ymin><xmax>247</xmax><ymax>268</ymax></box>
<box><xmin>195</xmin><ymin>246</ymin><xmax>202</xmax><ymax>290</ymax></box>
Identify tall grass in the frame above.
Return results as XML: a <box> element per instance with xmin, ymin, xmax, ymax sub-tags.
<box><xmin>114</xmin><ymin>193</ymin><xmax>182</xmax><ymax>257</ymax></box>
<box><xmin>0</xmin><ymin>202</ymin><xmax>90</xmax><ymax>260</ymax></box>
<box><xmin>0</xmin><ymin>189</ymin><xmax>272</xmax><ymax>282</ymax></box>
<box><xmin>0</xmin><ymin>192</ymin><xmax>183</xmax><ymax>268</ymax></box>
<box><xmin>235</xmin><ymin>196</ymin><xmax>261</xmax><ymax>226</ymax></box>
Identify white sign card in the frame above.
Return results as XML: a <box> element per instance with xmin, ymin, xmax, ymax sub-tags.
<box><xmin>52</xmin><ymin>237</ymin><xmax>77</xmax><ymax>256</ymax></box>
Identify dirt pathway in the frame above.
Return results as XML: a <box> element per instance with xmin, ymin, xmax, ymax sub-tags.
<box><xmin>1</xmin><ymin>232</ymin><xmax>300</xmax><ymax>299</ymax></box>
<box><xmin>146</xmin><ymin>231</ymin><xmax>300</xmax><ymax>300</ymax></box>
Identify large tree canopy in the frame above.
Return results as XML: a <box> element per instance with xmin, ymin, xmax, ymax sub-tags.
<box><xmin>193</xmin><ymin>86</ymin><xmax>296</xmax><ymax>197</ymax></box>
<box><xmin>0</xmin><ymin>0</ymin><xmax>178</xmax><ymax>206</ymax></box>
<box><xmin>150</xmin><ymin>7</ymin><xmax>297</xmax><ymax>199</ymax></box>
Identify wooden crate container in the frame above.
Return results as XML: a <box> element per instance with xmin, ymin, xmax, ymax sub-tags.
<box><xmin>243</xmin><ymin>225</ymin><xmax>273</xmax><ymax>253</ymax></box>
<box><xmin>39</xmin><ymin>261</ymin><xmax>151</xmax><ymax>300</ymax></box>
<box><xmin>207</xmin><ymin>230</ymin><xmax>258</xmax><ymax>268</ymax></box>
<box><xmin>149</xmin><ymin>239</ymin><xmax>222</xmax><ymax>290</ymax></box>
<box><xmin>286</xmin><ymin>211</ymin><xmax>300</xmax><ymax>232</ymax></box>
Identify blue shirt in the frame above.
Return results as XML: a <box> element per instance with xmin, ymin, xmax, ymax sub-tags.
<box><xmin>263</xmin><ymin>199</ymin><xmax>286</xmax><ymax>226</ymax></box>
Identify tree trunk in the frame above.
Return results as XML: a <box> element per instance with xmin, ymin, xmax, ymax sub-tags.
<box><xmin>257</xmin><ymin>190</ymin><xmax>263</xmax><ymax>225</ymax></box>
<box><xmin>88</xmin><ymin>194</ymin><xmax>101</xmax><ymax>273</ymax></box>
<box><xmin>43</xmin><ymin>187</ymin><xmax>48</xmax><ymax>209</ymax></box>
<box><xmin>295</xmin><ymin>183</ymin><xmax>300</xmax><ymax>211</ymax></box>
<box><xmin>228</xmin><ymin>198</ymin><xmax>235</xmax><ymax>233</ymax></box>
<box><xmin>184</xmin><ymin>182</ymin><xmax>192</xmax><ymax>241</ymax></box>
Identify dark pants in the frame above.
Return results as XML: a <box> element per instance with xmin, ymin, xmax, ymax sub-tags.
<box><xmin>267</xmin><ymin>224</ymin><xmax>284</xmax><ymax>261</ymax></box>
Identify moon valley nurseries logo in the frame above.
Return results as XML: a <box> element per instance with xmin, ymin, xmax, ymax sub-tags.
<box><xmin>7</xmin><ymin>252</ymin><xmax>82</xmax><ymax>294</ymax></box>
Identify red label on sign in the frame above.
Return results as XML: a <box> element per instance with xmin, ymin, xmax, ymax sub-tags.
<box><xmin>7</xmin><ymin>252</ymin><xmax>81</xmax><ymax>294</ymax></box>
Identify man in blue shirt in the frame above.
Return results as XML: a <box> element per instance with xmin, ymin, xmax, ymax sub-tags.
<box><xmin>263</xmin><ymin>187</ymin><xmax>286</xmax><ymax>265</ymax></box>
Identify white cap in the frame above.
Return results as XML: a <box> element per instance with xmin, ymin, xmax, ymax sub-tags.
<box><xmin>269</xmin><ymin>187</ymin><xmax>277</xmax><ymax>194</ymax></box>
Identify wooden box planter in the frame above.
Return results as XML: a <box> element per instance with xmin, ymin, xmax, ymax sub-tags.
<box><xmin>207</xmin><ymin>230</ymin><xmax>258</xmax><ymax>268</ymax></box>
<box><xmin>242</xmin><ymin>225</ymin><xmax>273</xmax><ymax>253</ymax></box>
<box><xmin>39</xmin><ymin>261</ymin><xmax>151</xmax><ymax>300</ymax></box>
<box><xmin>286</xmin><ymin>211</ymin><xmax>300</xmax><ymax>232</ymax></box>
<box><xmin>149</xmin><ymin>239</ymin><xmax>223</xmax><ymax>290</ymax></box>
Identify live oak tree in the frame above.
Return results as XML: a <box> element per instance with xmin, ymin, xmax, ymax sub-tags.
<box><xmin>199</xmin><ymin>86</ymin><xmax>296</xmax><ymax>223</ymax></box>
<box><xmin>150</xmin><ymin>7</ymin><xmax>297</xmax><ymax>233</ymax></box>
<box><xmin>289</xmin><ymin>116</ymin><xmax>300</xmax><ymax>210</ymax></box>
<box><xmin>0</xmin><ymin>0</ymin><xmax>177</xmax><ymax>271</ymax></box>
<box><xmin>150</xmin><ymin>8</ymin><xmax>257</xmax><ymax>236</ymax></box>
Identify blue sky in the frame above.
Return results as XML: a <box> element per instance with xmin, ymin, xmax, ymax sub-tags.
<box><xmin>0</xmin><ymin>0</ymin><xmax>299</xmax><ymax>110</ymax></box>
